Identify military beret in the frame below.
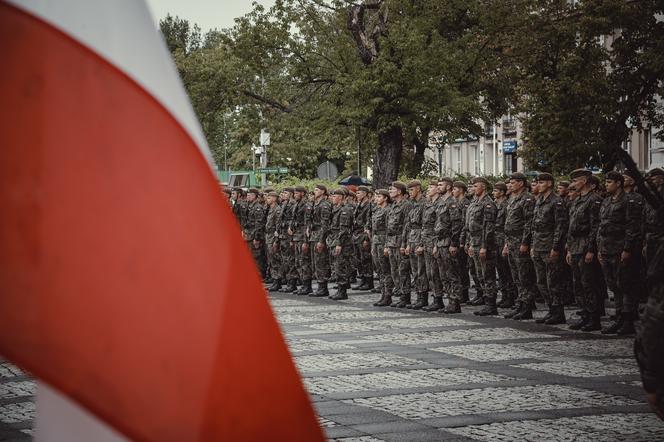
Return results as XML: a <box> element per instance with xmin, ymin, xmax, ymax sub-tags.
<box><xmin>407</xmin><ymin>179</ymin><xmax>423</xmax><ymax>188</ymax></box>
<box><xmin>622</xmin><ymin>169</ymin><xmax>642</xmax><ymax>180</ymax></box>
<box><xmin>357</xmin><ymin>185</ymin><xmax>370</xmax><ymax>193</ymax></box>
<box><xmin>537</xmin><ymin>172</ymin><xmax>554</xmax><ymax>182</ymax></box>
<box><xmin>222</xmin><ymin>188</ymin><xmax>232</xmax><ymax>195</ymax></box>
<box><xmin>391</xmin><ymin>181</ymin><xmax>407</xmax><ymax>192</ymax></box>
<box><xmin>332</xmin><ymin>188</ymin><xmax>346</xmax><ymax>196</ymax></box>
<box><xmin>471</xmin><ymin>177</ymin><xmax>490</xmax><ymax>186</ymax></box>
<box><xmin>247</xmin><ymin>188</ymin><xmax>260</xmax><ymax>195</ymax></box>
<box><xmin>315</xmin><ymin>184</ymin><xmax>328</xmax><ymax>193</ymax></box>
<box><xmin>605</xmin><ymin>171</ymin><xmax>624</xmax><ymax>184</ymax></box>
<box><xmin>376</xmin><ymin>189</ymin><xmax>390</xmax><ymax>198</ymax></box>
<box><xmin>646</xmin><ymin>167</ymin><xmax>664</xmax><ymax>178</ymax></box>
<box><xmin>263</xmin><ymin>187</ymin><xmax>274</xmax><ymax>193</ymax></box>
<box><xmin>267</xmin><ymin>191</ymin><xmax>279</xmax><ymax>198</ymax></box>
<box><xmin>438</xmin><ymin>177</ymin><xmax>454</xmax><ymax>185</ymax></box>
<box><xmin>294</xmin><ymin>185</ymin><xmax>307</xmax><ymax>193</ymax></box>
<box><xmin>569</xmin><ymin>168</ymin><xmax>592</xmax><ymax>180</ymax></box>
<box><xmin>453</xmin><ymin>181</ymin><xmax>467</xmax><ymax>190</ymax></box>
<box><xmin>509</xmin><ymin>172</ymin><xmax>527</xmax><ymax>182</ymax></box>
<box><xmin>557</xmin><ymin>180</ymin><xmax>570</xmax><ymax>187</ymax></box>
<box><xmin>283</xmin><ymin>187</ymin><xmax>294</xmax><ymax>193</ymax></box>
<box><xmin>494</xmin><ymin>182</ymin><xmax>507</xmax><ymax>191</ymax></box>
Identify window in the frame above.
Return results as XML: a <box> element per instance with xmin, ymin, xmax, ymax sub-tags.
<box><xmin>472</xmin><ymin>145</ymin><xmax>480</xmax><ymax>175</ymax></box>
<box><xmin>455</xmin><ymin>145</ymin><xmax>461</xmax><ymax>173</ymax></box>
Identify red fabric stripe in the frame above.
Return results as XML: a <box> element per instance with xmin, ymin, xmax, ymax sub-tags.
<box><xmin>0</xmin><ymin>3</ymin><xmax>323</xmax><ymax>441</ymax></box>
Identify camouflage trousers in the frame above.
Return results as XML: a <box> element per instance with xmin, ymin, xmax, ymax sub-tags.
<box><xmin>495</xmin><ymin>242</ymin><xmax>517</xmax><ymax>301</ymax></box>
<box><xmin>424</xmin><ymin>244</ymin><xmax>443</xmax><ymax>297</ymax></box>
<box><xmin>570</xmin><ymin>253</ymin><xmax>601</xmax><ymax>315</ymax></box>
<box><xmin>600</xmin><ymin>252</ymin><xmax>640</xmax><ymax>314</ymax></box>
<box><xmin>506</xmin><ymin>243</ymin><xmax>537</xmax><ymax>305</ymax></box>
<box><xmin>388</xmin><ymin>247</ymin><xmax>411</xmax><ymax>296</ymax></box>
<box><xmin>246</xmin><ymin>240</ymin><xmax>266</xmax><ymax>277</ymax></box>
<box><xmin>372</xmin><ymin>242</ymin><xmax>393</xmax><ymax>295</ymax></box>
<box><xmin>470</xmin><ymin>249</ymin><xmax>497</xmax><ymax>304</ymax></box>
<box><xmin>279</xmin><ymin>237</ymin><xmax>297</xmax><ymax>282</ymax></box>
<box><xmin>531</xmin><ymin>250</ymin><xmax>566</xmax><ymax>307</ymax></box>
<box><xmin>354</xmin><ymin>239</ymin><xmax>373</xmax><ymax>278</ymax></box>
<box><xmin>408</xmin><ymin>242</ymin><xmax>428</xmax><ymax>294</ymax></box>
<box><xmin>311</xmin><ymin>241</ymin><xmax>331</xmax><ymax>283</ymax></box>
<box><xmin>332</xmin><ymin>241</ymin><xmax>354</xmax><ymax>288</ymax></box>
<box><xmin>266</xmin><ymin>234</ymin><xmax>282</xmax><ymax>280</ymax></box>
<box><xmin>294</xmin><ymin>240</ymin><xmax>312</xmax><ymax>282</ymax></box>
<box><xmin>437</xmin><ymin>246</ymin><xmax>462</xmax><ymax>301</ymax></box>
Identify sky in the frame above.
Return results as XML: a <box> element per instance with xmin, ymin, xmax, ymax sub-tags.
<box><xmin>146</xmin><ymin>0</ymin><xmax>276</xmax><ymax>32</ymax></box>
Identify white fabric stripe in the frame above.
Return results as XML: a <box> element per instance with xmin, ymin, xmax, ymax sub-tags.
<box><xmin>35</xmin><ymin>383</ymin><xmax>128</xmax><ymax>442</ymax></box>
<box><xmin>4</xmin><ymin>0</ymin><xmax>213</xmax><ymax>169</ymax></box>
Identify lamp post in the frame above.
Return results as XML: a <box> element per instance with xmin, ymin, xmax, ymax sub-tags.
<box><xmin>260</xmin><ymin>129</ymin><xmax>270</xmax><ymax>187</ymax></box>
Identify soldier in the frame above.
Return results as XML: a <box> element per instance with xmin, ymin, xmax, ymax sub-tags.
<box><xmin>309</xmin><ymin>184</ymin><xmax>333</xmax><ymax>297</ymax></box>
<box><xmin>644</xmin><ymin>168</ymin><xmax>664</xmax><ymax>297</ymax></box>
<box><xmin>462</xmin><ymin>177</ymin><xmax>499</xmax><ymax>316</ymax></box>
<box><xmin>530</xmin><ymin>173</ymin><xmax>569</xmax><ymax>324</ymax></box>
<box><xmin>597</xmin><ymin>171</ymin><xmax>643</xmax><ymax>335</ymax></box>
<box><xmin>385</xmin><ymin>181</ymin><xmax>411</xmax><ymax>308</ymax></box>
<box><xmin>454</xmin><ymin>182</ymin><xmax>473</xmax><ymax>304</ymax></box>
<box><xmin>352</xmin><ymin>186</ymin><xmax>374</xmax><ymax>291</ymax></box>
<box><xmin>278</xmin><ymin>188</ymin><xmax>298</xmax><ymax>293</ymax></box>
<box><xmin>243</xmin><ymin>188</ymin><xmax>267</xmax><ymax>278</ymax></box>
<box><xmin>231</xmin><ymin>187</ymin><xmax>247</xmax><ymax>228</ymax></box>
<box><xmin>266</xmin><ymin>192</ymin><xmax>283</xmax><ymax>291</ymax></box>
<box><xmin>503</xmin><ymin>172</ymin><xmax>538</xmax><ymax>320</ymax></box>
<box><xmin>623</xmin><ymin>172</ymin><xmax>647</xmax><ymax>303</ymax></box>
<box><xmin>493</xmin><ymin>182</ymin><xmax>517</xmax><ymax>308</ymax></box>
<box><xmin>556</xmin><ymin>181</ymin><xmax>570</xmax><ymax>199</ymax></box>
<box><xmin>328</xmin><ymin>188</ymin><xmax>355</xmax><ymax>300</ymax></box>
<box><xmin>371</xmin><ymin>189</ymin><xmax>395</xmax><ymax>306</ymax></box>
<box><xmin>403</xmin><ymin>180</ymin><xmax>428</xmax><ymax>309</ymax></box>
<box><xmin>291</xmin><ymin>186</ymin><xmax>313</xmax><ymax>295</ymax></box>
<box><xmin>421</xmin><ymin>180</ymin><xmax>444</xmax><ymax>311</ymax></box>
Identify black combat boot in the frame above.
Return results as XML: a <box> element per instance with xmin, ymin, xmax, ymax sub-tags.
<box><xmin>376</xmin><ymin>294</ymin><xmax>392</xmax><ymax>307</ymax></box>
<box><xmin>569</xmin><ymin>313</ymin><xmax>588</xmax><ymax>330</ymax></box>
<box><xmin>616</xmin><ymin>312</ymin><xmax>636</xmax><ymax>335</ymax></box>
<box><xmin>357</xmin><ymin>277</ymin><xmax>374</xmax><ymax>291</ymax></box>
<box><xmin>545</xmin><ymin>305</ymin><xmax>566</xmax><ymax>325</ymax></box>
<box><xmin>469</xmin><ymin>294</ymin><xmax>485</xmax><ymax>306</ymax></box>
<box><xmin>264</xmin><ymin>276</ymin><xmax>274</xmax><ymax>284</ymax></box>
<box><xmin>310</xmin><ymin>281</ymin><xmax>329</xmax><ymax>297</ymax></box>
<box><xmin>512</xmin><ymin>304</ymin><xmax>533</xmax><ymax>320</ymax></box>
<box><xmin>601</xmin><ymin>315</ymin><xmax>623</xmax><ymax>335</ymax></box>
<box><xmin>443</xmin><ymin>300</ymin><xmax>462</xmax><ymax>314</ymax></box>
<box><xmin>460</xmin><ymin>288</ymin><xmax>470</xmax><ymax>304</ymax></box>
<box><xmin>423</xmin><ymin>296</ymin><xmax>444</xmax><ymax>312</ymax></box>
<box><xmin>297</xmin><ymin>280</ymin><xmax>312</xmax><ymax>296</ymax></box>
<box><xmin>498</xmin><ymin>294</ymin><xmax>515</xmax><ymax>309</ymax></box>
<box><xmin>268</xmin><ymin>279</ymin><xmax>282</xmax><ymax>292</ymax></box>
<box><xmin>504</xmin><ymin>303</ymin><xmax>524</xmax><ymax>319</ymax></box>
<box><xmin>373</xmin><ymin>294</ymin><xmax>387</xmax><ymax>306</ymax></box>
<box><xmin>410</xmin><ymin>293</ymin><xmax>428</xmax><ymax>310</ymax></box>
<box><xmin>475</xmin><ymin>302</ymin><xmax>498</xmax><ymax>316</ymax></box>
<box><xmin>331</xmin><ymin>285</ymin><xmax>349</xmax><ymax>300</ymax></box>
<box><xmin>395</xmin><ymin>293</ymin><xmax>411</xmax><ymax>308</ymax></box>
<box><xmin>281</xmin><ymin>279</ymin><xmax>298</xmax><ymax>293</ymax></box>
<box><xmin>536</xmin><ymin>306</ymin><xmax>553</xmax><ymax>324</ymax></box>
<box><xmin>580</xmin><ymin>314</ymin><xmax>602</xmax><ymax>332</ymax></box>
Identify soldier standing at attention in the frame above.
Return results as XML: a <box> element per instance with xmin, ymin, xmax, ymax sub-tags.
<box><xmin>278</xmin><ymin>188</ymin><xmax>298</xmax><ymax>293</ymax></box>
<box><xmin>353</xmin><ymin>186</ymin><xmax>374</xmax><ymax>291</ymax></box>
<box><xmin>231</xmin><ymin>187</ymin><xmax>247</xmax><ymax>229</ymax></box>
<box><xmin>530</xmin><ymin>173</ymin><xmax>569</xmax><ymax>325</ymax></box>
<box><xmin>385</xmin><ymin>182</ymin><xmax>411</xmax><ymax>307</ymax></box>
<box><xmin>462</xmin><ymin>177</ymin><xmax>499</xmax><ymax>316</ymax></box>
<box><xmin>371</xmin><ymin>189</ymin><xmax>395</xmax><ymax>306</ymax></box>
<box><xmin>493</xmin><ymin>182</ymin><xmax>517</xmax><ymax>308</ymax></box>
<box><xmin>643</xmin><ymin>168</ymin><xmax>664</xmax><ymax>296</ymax></box>
<box><xmin>421</xmin><ymin>180</ymin><xmax>444</xmax><ymax>311</ymax></box>
<box><xmin>265</xmin><ymin>192</ymin><xmax>283</xmax><ymax>291</ymax></box>
<box><xmin>503</xmin><ymin>173</ymin><xmax>538</xmax><ymax>320</ymax></box>
<box><xmin>404</xmin><ymin>180</ymin><xmax>428</xmax><ymax>309</ymax></box>
<box><xmin>291</xmin><ymin>186</ymin><xmax>313</xmax><ymax>296</ymax></box>
<box><xmin>243</xmin><ymin>188</ymin><xmax>267</xmax><ymax>278</ymax></box>
<box><xmin>454</xmin><ymin>182</ymin><xmax>472</xmax><ymax>304</ymax></box>
<box><xmin>598</xmin><ymin>171</ymin><xmax>643</xmax><ymax>335</ymax></box>
<box><xmin>309</xmin><ymin>185</ymin><xmax>333</xmax><ymax>297</ymax></box>
<box><xmin>623</xmin><ymin>172</ymin><xmax>647</xmax><ymax>303</ymax></box>
<box><xmin>329</xmin><ymin>188</ymin><xmax>355</xmax><ymax>300</ymax></box>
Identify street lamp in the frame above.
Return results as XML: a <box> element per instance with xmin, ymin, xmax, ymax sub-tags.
<box><xmin>260</xmin><ymin>129</ymin><xmax>270</xmax><ymax>187</ymax></box>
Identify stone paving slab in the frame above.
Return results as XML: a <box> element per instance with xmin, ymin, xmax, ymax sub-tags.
<box><xmin>359</xmin><ymin>328</ymin><xmax>559</xmax><ymax>345</ymax></box>
<box><xmin>295</xmin><ymin>352</ymin><xmax>423</xmax><ymax>374</ymax></box>
<box><xmin>513</xmin><ymin>358</ymin><xmax>639</xmax><ymax>378</ymax></box>
<box><xmin>305</xmin><ymin>317</ymin><xmax>481</xmax><ymax>333</ymax></box>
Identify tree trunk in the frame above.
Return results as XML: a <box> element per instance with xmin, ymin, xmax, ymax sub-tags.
<box><xmin>410</xmin><ymin>136</ymin><xmax>427</xmax><ymax>177</ymax></box>
<box><xmin>373</xmin><ymin>126</ymin><xmax>403</xmax><ymax>189</ymax></box>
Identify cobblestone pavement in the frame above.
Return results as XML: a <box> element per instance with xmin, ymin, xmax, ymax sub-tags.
<box><xmin>0</xmin><ymin>288</ymin><xmax>661</xmax><ymax>441</ymax></box>
<box><xmin>274</xmin><ymin>287</ymin><xmax>662</xmax><ymax>441</ymax></box>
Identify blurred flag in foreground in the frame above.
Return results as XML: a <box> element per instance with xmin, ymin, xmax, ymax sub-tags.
<box><xmin>0</xmin><ymin>0</ymin><xmax>323</xmax><ymax>440</ymax></box>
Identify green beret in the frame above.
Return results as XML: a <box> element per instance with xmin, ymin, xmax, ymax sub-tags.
<box><xmin>557</xmin><ymin>181</ymin><xmax>570</xmax><ymax>187</ymax></box>
<box><xmin>267</xmin><ymin>191</ymin><xmax>279</xmax><ymax>198</ymax></box>
<box><xmin>509</xmin><ymin>172</ymin><xmax>527</xmax><ymax>182</ymax></box>
<box><xmin>494</xmin><ymin>182</ymin><xmax>507</xmax><ymax>191</ymax></box>
<box><xmin>407</xmin><ymin>179</ymin><xmax>423</xmax><ymax>188</ymax></box>
<box><xmin>248</xmin><ymin>188</ymin><xmax>260</xmax><ymax>195</ymax></box>
<box><xmin>438</xmin><ymin>177</ymin><xmax>454</xmax><ymax>185</ymax></box>
<box><xmin>376</xmin><ymin>189</ymin><xmax>390</xmax><ymax>198</ymax></box>
<box><xmin>605</xmin><ymin>171</ymin><xmax>624</xmax><ymax>184</ymax></box>
<box><xmin>537</xmin><ymin>172</ymin><xmax>554</xmax><ymax>182</ymax></box>
<box><xmin>471</xmin><ymin>176</ymin><xmax>490</xmax><ymax>186</ymax></box>
<box><xmin>391</xmin><ymin>181</ymin><xmax>407</xmax><ymax>192</ymax></box>
<box><xmin>315</xmin><ymin>184</ymin><xmax>328</xmax><ymax>193</ymax></box>
<box><xmin>569</xmin><ymin>168</ymin><xmax>592</xmax><ymax>180</ymax></box>
<box><xmin>332</xmin><ymin>188</ymin><xmax>345</xmax><ymax>196</ymax></box>
<box><xmin>453</xmin><ymin>181</ymin><xmax>467</xmax><ymax>190</ymax></box>
<box><xmin>357</xmin><ymin>185</ymin><xmax>370</xmax><ymax>193</ymax></box>
<box><xmin>294</xmin><ymin>185</ymin><xmax>307</xmax><ymax>193</ymax></box>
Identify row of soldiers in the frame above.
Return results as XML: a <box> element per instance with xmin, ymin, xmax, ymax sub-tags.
<box><xmin>224</xmin><ymin>167</ymin><xmax>664</xmax><ymax>336</ymax></box>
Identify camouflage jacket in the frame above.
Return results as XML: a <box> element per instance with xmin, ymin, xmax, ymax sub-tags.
<box><xmin>421</xmin><ymin>197</ymin><xmax>439</xmax><ymax>243</ymax></box>
<box><xmin>531</xmin><ymin>192</ymin><xmax>568</xmax><ymax>252</ymax></box>
<box><xmin>403</xmin><ymin>197</ymin><xmax>425</xmax><ymax>246</ymax></box>
<box><xmin>265</xmin><ymin>204</ymin><xmax>281</xmax><ymax>244</ymax></box>
<box><xmin>290</xmin><ymin>199</ymin><xmax>311</xmax><ymax>241</ymax></box>
<box><xmin>504</xmin><ymin>191</ymin><xmax>535</xmax><ymax>248</ymax></box>
<box><xmin>370</xmin><ymin>205</ymin><xmax>388</xmax><ymax>245</ymax></box>
<box><xmin>309</xmin><ymin>198</ymin><xmax>332</xmax><ymax>244</ymax></box>
<box><xmin>566</xmin><ymin>191</ymin><xmax>602</xmax><ymax>255</ymax></box>
<box><xmin>243</xmin><ymin>200</ymin><xmax>266</xmax><ymax>242</ymax></box>
<box><xmin>462</xmin><ymin>194</ymin><xmax>497</xmax><ymax>250</ymax></box>
<box><xmin>598</xmin><ymin>190</ymin><xmax>643</xmax><ymax>255</ymax></box>
<box><xmin>386</xmin><ymin>198</ymin><xmax>412</xmax><ymax>248</ymax></box>
<box><xmin>328</xmin><ymin>203</ymin><xmax>354</xmax><ymax>247</ymax></box>
<box><xmin>353</xmin><ymin>200</ymin><xmax>372</xmax><ymax>243</ymax></box>
<box><xmin>645</xmin><ymin>187</ymin><xmax>664</xmax><ymax>244</ymax></box>
<box><xmin>434</xmin><ymin>196</ymin><xmax>463</xmax><ymax>248</ymax></box>
<box><xmin>494</xmin><ymin>198</ymin><xmax>508</xmax><ymax>247</ymax></box>
<box><xmin>277</xmin><ymin>200</ymin><xmax>296</xmax><ymax>239</ymax></box>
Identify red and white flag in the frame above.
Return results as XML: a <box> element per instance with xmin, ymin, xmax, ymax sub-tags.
<box><xmin>0</xmin><ymin>1</ymin><xmax>324</xmax><ymax>440</ymax></box>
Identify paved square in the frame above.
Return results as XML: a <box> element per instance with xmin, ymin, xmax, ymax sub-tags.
<box><xmin>0</xmin><ymin>381</ymin><xmax>36</xmax><ymax>400</ymax></box>
<box><xmin>277</xmin><ymin>310</ymin><xmax>411</xmax><ymax>324</ymax></box>
<box><xmin>360</xmin><ymin>328</ymin><xmax>559</xmax><ymax>345</ymax></box>
<box><xmin>514</xmin><ymin>358</ymin><xmax>639</xmax><ymax>378</ymax></box>
<box><xmin>305</xmin><ymin>317</ymin><xmax>480</xmax><ymax>333</ymax></box>
<box><xmin>287</xmin><ymin>338</ymin><xmax>356</xmax><ymax>353</ymax></box>
<box><xmin>295</xmin><ymin>352</ymin><xmax>422</xmax><ymax>374</ymax></box>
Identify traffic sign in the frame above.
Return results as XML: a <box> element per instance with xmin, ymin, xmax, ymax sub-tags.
<box><xmin>257</xmin><ymin>167</ymin><xmax>289</xmax><ymax>174</ymax></box>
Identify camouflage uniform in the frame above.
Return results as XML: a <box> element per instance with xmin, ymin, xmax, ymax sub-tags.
<box><xmin>291</xmin><ymin>197</ymin><xmax>313</xmax><ymax>294</ymax></box>
<box><xmin>243</xmin><ymin>199</ymin><xmax>267</xmax><ymax>277</ymax></box>
<box><xmin>456</xmin><ymin>197</ymin><xmax>472</xmax><ymax>302</ymax></box>
<box><xmin>265</xmin><ymin>203</ymin><xmax>282</xmax><ymax>282</ymax></box>
<box><xmin>495</xmin><ymin>197</ymin><xmax>517</xmax><ymax>307</ymax></box>
<box><xmin>309</xmin><ymin>198</ymin><xmax>333</xmax><ymax>287</ymax></box>
<box><xmin>328</xmin><ymin>202</ymin><xmax>355</xmax><ymax>296</ymax></box>
<box><xmin>278</xmin><ymin>199</ymin><xmax>298</xmax><ymax>290</ymax></box>
<box><xmin>353</xmin><ymin>200</ymin><xmax>373</xmax><ymax>288</ymax></box>
<box><xmin>403</xmin><ymin>196</ymin><xmax>428</xmax><ymax>306</ymax></box>
<box><xmin>432</xmin><ymin>195</ymin><xmax>464</xmax><ymax>312</ymax></box>
<box><xmin>370</xmin><ymin>205</ymin><xmax>394</xmax><ymax>305</ymax></box>
<box><xmin>422</xmin><ymin>197</ymin><xmax>443</xmax><ymax>304</ymax></box>
<box><xmin>386</xmin><ymin>198</ymin><xmax>411</xmax><ymax>306</ymax></box>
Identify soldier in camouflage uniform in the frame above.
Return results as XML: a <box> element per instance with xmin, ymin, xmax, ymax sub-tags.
<box><xmin>231</xmin><ymin>187</ymin><xmax>247</xmax><ymax>229</ymax></box>
<box><xmin>278</xmin><ymin>188</ymin><xmax>298</xmax><ymax>293</ymax></box>
<box><xmin>493</xmin><ymin>182</ymin><xmax>517</xmax><ymax>308</ymax></box>
<box><xmin>291</xmin><ymin>186</ymin><xmax>313</xmax><ymax>295</ymax></box>
<box><xmin>643</xmin><ymin>168</ymin><xmax>664</xmax><ymax>298</ymax></box>
<box><xmin>454</xmin><ymin>183</ymin><xmax>472</xmax><ymax>304</ymax></box>
<box><xmin>371</xmin><ymin>189</ymin><xmax>395</xmax><ymax>306</ymax></box>
<box><xmin>328</xmin><ymin>188</ymin><xmax>355</xmax><ymax>300</ymax></box>
<box><xmin>421</xmin><ymin>181</ymin><xmax>444</xmax><ymax>311</ymax></box>
<box><xmin>462</xmin><ymin>177</ymin><xmax>499</xmax><ymax>316</ymax></box>
<box><xmin>243</xmin><ymin>188</ymin><xmax>267</xmax><ymax>278</ymax></box>
<box><xmin>530</xmin><ymin>173</ymin><xmax>569</xmax><ymax>325</ymax></box>
<box><xmin>309</xmin><ymin>185</ymin><xmax>333</xmax><ymax>297</ymax></box>
<box><xmin>597</xmin><ymin>171</ymin><xmax>643</xmax><ymax>335</ymax></box>
<box><xmin>386</xmin><ymin>181</ymin><xmax>412</xmax><ymax>308</ymax></box>
<box><xmin>352</xmin><ymin>186</ymin><xmax>374</xmax><ymax>291</ymax></box>
<box><xmin>265</xmin><ymin>192</ymin><xmax>283</xmax><ymax>291</ymax></box>
<box><xmin>404</xmin><ymin>180</ymin><xmax>428</xmax><ymax>309</ymax></box>
<box><xmin>503</xmin><ymin>172</ymin><xmax>538</xmax><ymax>320</ymax></box>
